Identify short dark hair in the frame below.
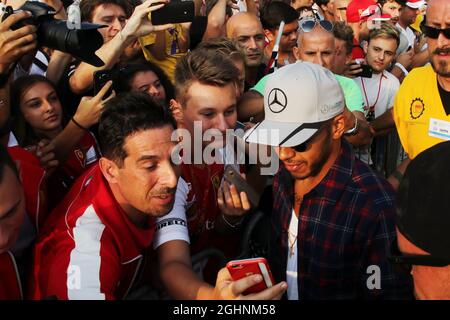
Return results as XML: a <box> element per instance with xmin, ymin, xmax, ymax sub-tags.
<box><xmin>174</xmin><ymin>48</ymin><xmax>239</xmax><ymax>105</ymax></box>
<box><xmin>260</xmin><ymin>1</ymin><xmax>299</xmax><ymax>30</ymax></box>
<box><xmin>378</xmin><ymin>0</ymin><xmax>402</xmax><ymax>6</ymax></box>
<box><xmin>314</xmin><ymin>0</ymin><xmax>331</xmax><ymax>6</ymax></box>
<box><xmin>0</xmin><ymin>145</ymin><xmax>19</xmax><ymax>183</ymax></box>
<box><xmin>98</xmin><ymin>92</ymin><xmax>176</xmax><ymax>165</ymax></box>
<box><xmin>333</xmin><ymin>21</ymin><xmax>354</xmax><ymax>55</ymax></box>
<box><xmin>115</xmin><ymin>61</ymin><xmax>175</xmax><ymax>104</ymax></box>
<box><xmin>80</xmin><ymin>0</ymin><xmax>133</xmax><ymax>22</ymax></box>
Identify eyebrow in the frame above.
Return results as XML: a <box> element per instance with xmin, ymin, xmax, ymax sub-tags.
<box><xmin>137</xmin><ymin>155</ymin><xmax>159</xmax><ymax>162</ymax></box>
<box><xmin>0</xmin><ymin>200</ymin><xmax>20</xmax><ymax>220</ymax></box>
<box><xmin>200</xmin><ymin>104</ymin><xmax>236</xmax><ymax>112</ymax></box>
<box><xmin>24</xmin><ymin>97</ymin><xmax>41</xmax><ymax>105</ymax></box>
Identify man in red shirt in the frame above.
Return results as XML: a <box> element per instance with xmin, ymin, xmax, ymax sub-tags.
<box><xmin>170</xmin><ymin>48</ymin><xmax>251</xmax><ymax>279</ymax></box>
<box><xmin>0</xmin><ymin>145</ymin><xmax>26</xmax><ymax>300</ymax></box>
<box><xmin>346</xmin><ymin>0</ymin><xmax>377</xmax><ymax>59</ymax></box>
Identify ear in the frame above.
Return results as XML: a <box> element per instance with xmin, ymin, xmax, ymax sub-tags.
<box><xmin>331</xmin><ymin>114</ymin><xmax>346</xmax><ymax>139</ymax></box>
<box><xmin>170</xmin><ymin>99</ymin><xmax>184</xmax><ymax>128</ymax></box>
<box><xmin>363</xmin><ymin>41</ymin><xmax>368</xmax><ymax>54</ymax></box>
<box><xmin>293</xmin><ymin>45</ymin><xmax>301</xmax><ymax>60</ymax></box>
<box><xmin>264</xmin><ymin>29</ymin><xmax>275</xmax><ymax>43</ymax></box>
<box><xmin>99</xmin><ymin>157</ymin><xmax>120</xmax><ymax>185</ymax></box>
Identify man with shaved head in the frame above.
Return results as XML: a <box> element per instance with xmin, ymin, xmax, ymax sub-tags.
<box><xmin>392</xmin><ymin>0</ymin><xmax>450</xmax><ymax>189</ymax></box>
<box><xmin>226</xmin><ymin>12</ymin><xmax>267</xmax><ymax>89</ymax></box>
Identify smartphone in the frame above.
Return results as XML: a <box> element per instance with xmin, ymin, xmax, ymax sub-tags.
<box><xmin>151</xmin><ymin>0</ymin><xmax>195</xmax><ymax>25</ymax></box>
<box><xmin>93</xmin><ymin>70</ymin><xmax>114</xmax><ymax>98</ymax></box>
<box><xmin>226</xmin><ymin>257</ymin><xmax>275</xmax><ymax>294</ymax></box>
<box><xmin>223</xmin><ymin>165</ymin><xmax>260</xmax><ymax>207</ymax></box>
<box><xmin>354</xmin><ymin>64</ymin><xmax>373</xmax><ymax>78</ymax></box>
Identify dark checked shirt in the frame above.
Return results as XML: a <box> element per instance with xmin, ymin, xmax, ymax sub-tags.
<box><xmin>268</xmin><ymin>140</ymin><xmax>413</xmax><ymax>300</ymax></box>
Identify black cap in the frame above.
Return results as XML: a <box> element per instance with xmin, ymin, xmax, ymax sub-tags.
<box><xmin>396</xmin><ymin>141</ymin><xmax>450</xmax><ymax>260</ymax></box>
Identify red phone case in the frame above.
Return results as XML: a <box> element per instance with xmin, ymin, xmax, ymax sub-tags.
<box><xmin>226</xmin><ymin>257</ymin><xmax>275</xmax><ymax>294</ymax></box>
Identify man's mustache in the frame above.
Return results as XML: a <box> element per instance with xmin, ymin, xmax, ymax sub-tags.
<box><xmin>150</xmin><ymin>188</ymin><xmax>177</xmax><ymax>197</ymax></box>
<box><xmin>433</xmin><ymin>47</ymin><xmax>450</xmax><ymax>55</ymax></box>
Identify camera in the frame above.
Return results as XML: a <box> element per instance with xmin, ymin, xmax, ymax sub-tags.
<box><xmin>1</xmin><ymin>1</ymin><xmax>105</xmax><ymax>67</ymax></box>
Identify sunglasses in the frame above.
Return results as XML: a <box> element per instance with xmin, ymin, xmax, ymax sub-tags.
<box><xmin>388</xmin><ymin>240</ymin><xmax>450</xmax><ymax>273</ymax></box>
<box><xmin>421</xmin><ymin>25</ymin><xmax>450</xmax><ymax>39</ymax></box>
<box><xmin>299</xmin><ymin>18</ymin><xmax>334</xmax><ymax>33</ymax></box>
<box><xmin>291</xmin><ymin>122</ymin><xmax>328</xmax><ymax>153</ymax></box>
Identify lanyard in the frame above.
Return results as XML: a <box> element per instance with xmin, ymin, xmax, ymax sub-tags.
<box><xmin>361</xmin><ymin>73</ymin><xmax>384</xmax><ymax>114</ymax></box>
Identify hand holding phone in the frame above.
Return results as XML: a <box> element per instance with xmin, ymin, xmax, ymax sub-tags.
<box><xmin>223</xmin><ymin>165</ymin><xmax>260</xmax><ymax>207</ymax></box>
<box><xmin>226</xmin><ymin>257</ymin><xmax>275</xmax><ymax>294</ymax></box>
<box><xmin>93</xmin><ymin>70</ymin><xmax>115</xmax><ymax>99</ymax></box>
<box><xmin>151</xmin><ymin>0</ymin><xmax>195</xmax><ymax>25</ymax></box>
<box><xmin>354</xmin><ymin>64</ymin><xmax>373</xmax><ymax>78</ymax></box>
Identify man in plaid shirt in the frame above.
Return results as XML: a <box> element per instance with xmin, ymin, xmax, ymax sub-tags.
<box><xmin>244</xmin><ymin>61</ymin><xmax>413</xmax><ymax>299</ymax></box>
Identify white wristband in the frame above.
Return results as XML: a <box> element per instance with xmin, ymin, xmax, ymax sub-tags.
<box><xmin>395</xmin><ymin>62</ymin><xmax>409</xmax><ymax>76</ymax></box>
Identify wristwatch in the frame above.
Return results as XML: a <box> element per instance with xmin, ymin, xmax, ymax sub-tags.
<box><xmin>344</xmin><ymin>113</ymin><xmax>359</xmax><ymax>136</ymax></box>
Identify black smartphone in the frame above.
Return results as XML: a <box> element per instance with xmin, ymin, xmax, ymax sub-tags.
<box><xmin>223</xmin><ymin>165</ymin><xmax>260</xmax><ymax>207</ymax></box>
<box><xmin>93</xmin><ymin>70</ymin><xmax>114</xmax><ymax>98</ymax></box>
<box><xmin>354</xmin><ymin>64</ymin><xmax>373</xmax><ymax>78</ymax></box>
<box><xmin>151</xmin><ymin>0</ymin><xmax>195</xmax><ymax>25</ymax></box>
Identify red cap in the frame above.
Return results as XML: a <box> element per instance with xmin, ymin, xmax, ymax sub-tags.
<box><xmin>346</xmin><ymin>0</ymin><xmax>377</xmax><ymax>23</ymax></box>
<box><xmin>405</xmin><ymin>0</ymin><xmax>425</xmax><ymax>9</ymax></box>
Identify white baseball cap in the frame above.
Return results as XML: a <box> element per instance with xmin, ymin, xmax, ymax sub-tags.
<box><xmin>405</xmin><ymin>0</ymin><xmax>425</xmax><ymax>9</ymax></box>
<box><xmin>243</xmin><ymin>61</ymin><xmax>345</xmax><ymax>147</ymax></box>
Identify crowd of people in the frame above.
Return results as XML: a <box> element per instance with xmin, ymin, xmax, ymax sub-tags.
<box><xmin>0</xmin><ymin>0</ymin><xmax>449</xmax><ymax>300</ymax></box>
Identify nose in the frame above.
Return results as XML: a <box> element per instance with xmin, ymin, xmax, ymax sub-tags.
<box><xmin>215</xmin><ymin>114</ymin><xmax>229</xmax><ymax>133</ymax></box>
<box><xmin>161</xmin><ymin>162</ymin><xmax>178</xmax><ymax>190</ymax></box>
<box><xmin>111</xmin><ymin>18</ymin><xmax>122</xmax><ymax>32</ymax></box>
<box><xmin>276</xmin><ymin>146</ymin><xmax>295</xmax><ymax>161</ymax></box>
<box><xmin>289</xmin><ymin>30</ymin><xmax>298</xmax><ymax>42</ymax></box>
<box><xmin>148</xmin><ymin>85</ymin><xmax>159</xmax><ymax>97</ymax></box>
<box><xmin>315</xmin><ymin>52</ymin><xmax>324</xmax><ymax>67</ymax></box>
<box><xmin>43</xmin><ymin>99</ymin><xmax>54</xmax><ymax>113</ymax></box>
<box><xmin>248</xmin><ymin>37</ymin><xmax>258</xmax><ymax>50</ymax></box>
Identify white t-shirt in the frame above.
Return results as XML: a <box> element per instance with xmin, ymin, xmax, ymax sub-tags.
<box><xmin>396</xmin><ymin>23</ymin><xmax>416</xmax><ymax>48</ymax></box>
<box><xmin>354</xmin><ymin>71</ymin><xmax>400</xmax><ymax>163</ymax></box>
<box><xmin>286</xmin><ymin>210</ymin><xmax>298</xmax><ymax>300</ymax></box>
<box><xmin>354</xmin><ymin>71</ymin><xmax>400</xmax><ymax>118</ymax></box>
<box><xmin>152</xmin><ymin>177</ymin><xmax>191</xmax><ymax>249</ymax></box>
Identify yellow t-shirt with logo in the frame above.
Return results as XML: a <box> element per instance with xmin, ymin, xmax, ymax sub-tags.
<box><xmin>394</xmin><ymin>64</ymin><xmax>450</xmax><ymax>159</ymax></box>
<box><xmin>139</xmin><ymin>24</ymin><xmax>186</xmax><ymax>83</ymax></box>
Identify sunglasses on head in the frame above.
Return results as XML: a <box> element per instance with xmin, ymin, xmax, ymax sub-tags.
<box><xmin>388</xmin><ymin>240</ymin><xmax>450</xmax><ymax>273</ymax></box>
<box><xmin>421</xmin><ymin>25</ymin><xmax>450</xmax><ymax>39</ymax></box>
<box><xmin>299</xmin><ymin>18</ymin><xmax>334</xmax><ymax>33</ymax></box>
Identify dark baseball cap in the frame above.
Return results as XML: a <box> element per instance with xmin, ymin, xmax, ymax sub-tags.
<box><xmin>396</xmin><ymin>141</ymin><xmax>450</xmax><ymax>260</ymax></box>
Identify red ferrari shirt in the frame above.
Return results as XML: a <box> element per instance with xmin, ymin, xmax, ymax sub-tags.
<box><xmin>29</xmin><ymin>165</ymin><xmax>155</xmax><ymax>300</ymax></box>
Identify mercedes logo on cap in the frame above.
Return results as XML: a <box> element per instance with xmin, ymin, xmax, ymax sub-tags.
<box><xmin>267</xmin><ymin>88</ymin><xmax>288</xmax><ymax>113</ymax></box>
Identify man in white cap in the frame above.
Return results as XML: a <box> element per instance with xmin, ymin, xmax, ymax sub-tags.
<box><xmin>244</xmin><ymin>61</ymin><xmax>413</xmax><ymax>299</ymax></box>
<box><xmin>396</xmin><ymin>0</ymin><xmax>426</xmax><ymax>48</ymax></box>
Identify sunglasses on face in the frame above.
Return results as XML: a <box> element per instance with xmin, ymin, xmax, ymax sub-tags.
<box><xmin>291</xmin><ymin>123</ymin><xmax>328</xmax><ymax>153</ymax></box>
<box><xmin>421</xmin><ymin>25</ymin><xmax>450</xmax><ymax>39</ymax></box>
<box><xmin>388</xmin><ymin>240</ymin><xmax>450</xmax><ymax>273</ymax></box>
<box><xmin>299</xmin><ymin>18</ymin><xmax>334</xmax><ymax>33</ymax></box>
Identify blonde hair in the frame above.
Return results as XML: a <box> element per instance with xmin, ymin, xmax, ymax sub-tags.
<box><xmin>368</xmin><ymin>22</ymin><xmax>400</xmax><ymax>47</ymax></box>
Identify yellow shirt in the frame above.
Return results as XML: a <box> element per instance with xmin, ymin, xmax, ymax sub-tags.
<box><xmin>394</xmin><ymin>65</ymin><xmax>450</xmax><ymax>159</ymax></box>
<box><xmin>139</xmin><ymin>24</ymin><xmax>186</xmax><ymax>83</ymax></box>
